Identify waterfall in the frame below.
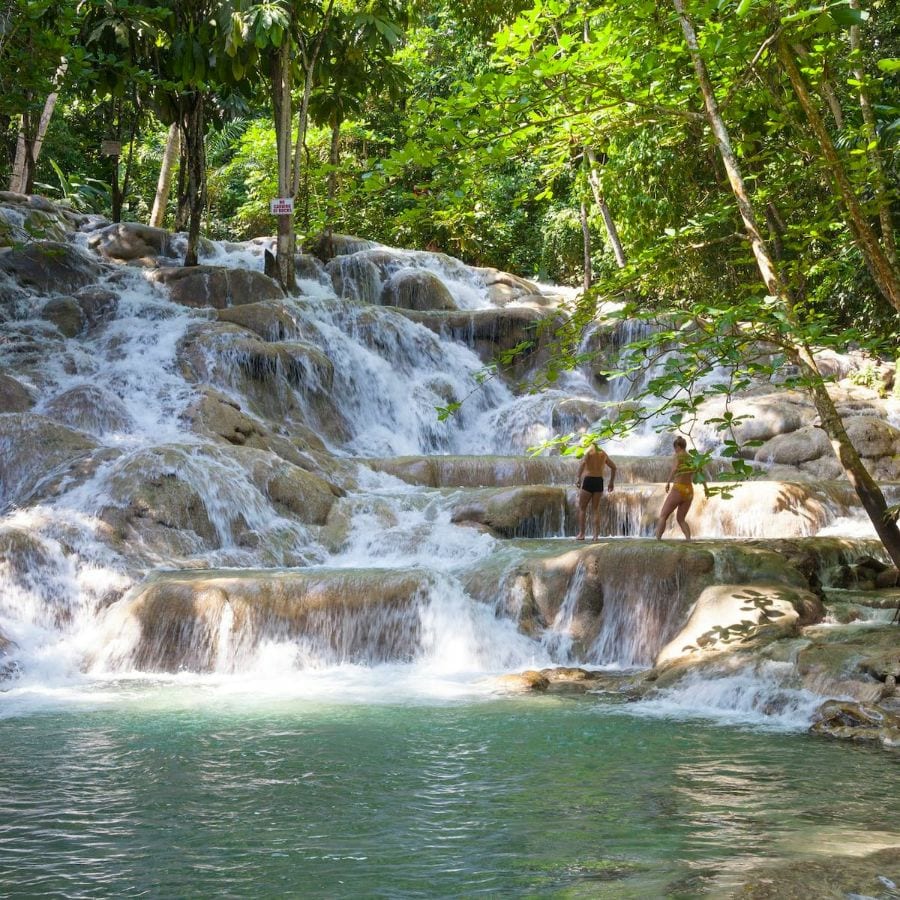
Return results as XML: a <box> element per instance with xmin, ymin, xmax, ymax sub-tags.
<box><xmin>0</xmin><ymin>219</ymin><xmax>886</xmax><ymax>719</ymax></box>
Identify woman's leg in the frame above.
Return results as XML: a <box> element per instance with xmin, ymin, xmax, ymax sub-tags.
<box><xmin>675</xmin><ymin>496</ymin><xmax>693</xmax><ymax>540</ymax></box>
<box><xmin>655</xmin><ymin>489</ymin><xmax>680</xmax><ymax>539</ymax></box>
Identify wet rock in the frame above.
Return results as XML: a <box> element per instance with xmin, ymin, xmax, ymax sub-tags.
<box><xmin>326</xmin><ymin>254</ymin><xmax>382</xmax><ymax>304</ymax></box>
<box><xmin>150</xmin><ymin>265</ymin><xmax>284</xmax><ymax>309</ymax></box>
<box><xmin>92</xmin><ymin>568</ymin><xmax>427</xmax><ymax>672</ymax></box>
<box><xmin>41</xmin><ymin>296</ymin><xmax>85</xmax><ymax>337</ymax></box>
<box><xmin>72</xmin><ymin>286</ymin><xmax>118</xmax><ymax>327</ymax></box>
<box><xmin>230</xmin><ymin>446</ymin><xmax>340</xmax><ymax>525</ymax></box>
<box><xmin>395</xmin><ymin>307</ymin><xmax>549</xmax><ymax>363</ymax></box>
<box><xmin>42</xmin><ymin>385</ymin><xmax>134</xmax><ymax>435</ymax></box>
<box><xmin>538</xmin><ymin>666</ymin><xmax>609</xmax><ymax>693</ymax></box>
<box><xmin>0</xmin><ymin>241</ymin><xmax>104</xmax><ymax>293</ymax></box>
<box><xmin>294</xmin><ymin>252</ymin><xmax>330</xmax><ymax>283</ymax></box>
<box><xmin>0</xmin><ymin>374</ymin><xmax>34</xmax><ymax>412</ymax></box>
<box><xmin>495</xmin><ymin>670</ymin><xmax>550</xmax><ymax>692</ymax></box>
<box><xmin>0</xmin><ymin>413</ymin><xmax>98</xmax><ymax>507</ymax></box>
<box><xmin>655</xmin><ymin>584</ymin><xmax>823</xmax><ymax>666</ymax></box>
<box><xmin>99</xmin><ymin>447</ymin><xmax>221</xmax><ymax>552</ymax></box>
<box><xmin>501</xmin><ymin>541</ymin><xmax>716</xmax><ymax>666</ymax></box>
<box><xmin>86</xmin><ymin>222</ymin><xmax>174</xmax><ymax>262</ymax></box>
<box><xmin>796</xmin><ymin>624</ymin><xmax>900</xmax><ymax>703</ymax></box>
<box><xmin>450</xmin><ymin>485</ymin><xmax>570</xmax><ymax>538</ymax></box>
<box><xmin>734</xmin><ymin>846</ymin><xmax>900</xmax><ymax>898</ymax></box>
<box><xmin>379</xmin><ymin>269</ymin><xmax>458</xmax><ymax>312</ymax></box>
<box><xmin>217</xmin><ymin>300</ymin><xmax>298</xmax><ymax>341</ymax></box>
<box><xmin>473</xmin><ymin>266</ymin><xmax>541</xmax><ymax>307</ymax></box>
<box><xmin>754</xmin><ymin>425</ymin><xmax>831</xmax><ymax>466</ymax></box>
<box><xmin>551</xmin><ymin>398</ymin><xmax>607</xmax><ymax>432</ymax></box>
<box><xmin>845</xmin><ymin>415</ymin><xmax>900</xmax><ymax>459</ymax></box>
<box><xmin>810</xmin><ymin>699</ymin><xmax>900</xmax><ymax>747</ymax></box>
<box><xmin>305</xmin><ymin>232</ymin><xmax>382</xmax><ymax>262</ymax></box>
<box><xmin>875</xmin><ymin>567</ymin><xmax>900</xmax><ymax>590</ymax></box>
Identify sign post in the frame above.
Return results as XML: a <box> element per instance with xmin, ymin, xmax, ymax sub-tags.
<box><xmin>270</xmin><ymin>197</ymin><xmax>294</xmax><ymax>216</ymax></box>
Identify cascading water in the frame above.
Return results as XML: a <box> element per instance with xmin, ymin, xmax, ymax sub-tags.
<box><xmin>0</xmin><ymin>220</ymin><xmax>890</xmax><ymax>729</ymax></box>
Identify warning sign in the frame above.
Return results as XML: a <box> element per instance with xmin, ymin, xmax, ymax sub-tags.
<box><xmin>269</xmin><ymin>197</ymin><xmax>294</xmax><ymax>215</ymax></box>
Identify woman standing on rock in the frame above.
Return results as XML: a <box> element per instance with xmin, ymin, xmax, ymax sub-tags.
<box><xmin>655</xmin><ymin>436</ymin><xmax>697</xmax><ymax>541</ymax></box>
<box><xmin>575</xmin><ymin>440</ymin><xmax>616</xmax><ymax>541</ymax></box>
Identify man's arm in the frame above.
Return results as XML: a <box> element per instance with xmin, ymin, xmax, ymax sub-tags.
<box><xmin>605</xmin><ymin>456</ymin><xmax>616</xmax><ymax>491</ymax></box>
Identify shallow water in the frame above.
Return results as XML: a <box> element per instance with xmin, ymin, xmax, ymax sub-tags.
<box><xmin>1</xmin><ymin>689</ymin><xmax>897</xmax><ymax>898</ymax></box>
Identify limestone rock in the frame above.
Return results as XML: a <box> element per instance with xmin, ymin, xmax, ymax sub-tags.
<box><xmin>0</xmin><ymin>413</ymin><xmax>98</xmax><ymax>507</ymax></box>
<box><xmin>72</xmin><ymin>286</ymin><xmax>119</xmax><ymax>327</ymax></box>
<box><xmin>150</xmin><ymin>265</ymin><xmax>284</xmax><ymax>309</ymax></box>
<box><xmin>495</xmin><ymin>670</ymin><xmax>550</xmax><ymax>692</ymax></box>
<box><xmin>473</xmin><ymin>267</ymin><xmax>541</xmax><ymax>307</ymax></box>
<box><xmin>0</xmin><ymin>241</ymin><xmax>104</xmax><ymax>293</ymax></box>
<box><xmin>379</xmin><ymin>269</ymin><xmax>458</xmax><ymax>312</ymax></box>
<box><xmin>0</xmin><ymin>374</ymin><xmax>34</xmax><ymax>412</ymax></box>
<box><xmin>42</xmin><ymin>385</ymin><xmax>134</xmax><ymax>435</ymax></box>
<box><xmin>217</xmin><ymin>300</ymin><xmax>298</xmax><ymax>341</ymax></box>
<box><xmin>86</xmin><ymin>222</ymin><xmax>174</xmax><ymax>262</ymax></box>
<box><xmin>294</xmin><ymin>252</ymin><xmax>330</xmax><ymax>283</ymax></box>
<box><xmin>305</xmin><ymin>232</ymin><xmax>382</xmax><ymax>262</ymax></box>
<box><xmin>655</xmin><ymin>583</ymin><xmax>823</xmax><ymax>666</ymax></box>
<box><xmin>450</xmin><ymin>485</ymin><xmax>570</xmax><ymax>538</ymax></box>
<box><xmin>395</xmin><ymin>307</ymin><xmax>549</xmax><ymax>363</ymax></box>
<box><xmin>41</xmin><ymin>296</ymin><xmax>85</xmax><ymax>337</ymax></box>
<box><xmin>796</xmin><ymin>624</ymin><xmax>899</xmax><ymax>703</ymax></box>
<box><xmin>92</xmin><ymin>568</ymin><xmax>428</xmax><ymax>672</ymax></box>
<box><xmin>875</xmin><ymin>567</ymin><xmax>900</xmax><ymax>589</ymax></box>
<box><xmin>326</xmin><ymin>254</ymin><xmax>382</xmax><ymax>304</ymax></box>
<box><xmin>810</xmin><ymin>699</ymin><xmax>900</xmax><ymax>747</ymax></box>
<box><xmin>754</xmin><ymin>425</ymin><xmax>831</xmax><ymax>466</ymax></box>
<box><xmin>844</xmin><ymin>415</ymin><xmax>900</xmax><ymax>459</ymax></box>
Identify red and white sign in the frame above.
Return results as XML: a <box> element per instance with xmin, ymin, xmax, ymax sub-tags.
<box><xmin>270</xmin><ymin>197</ymin><xmax>294</xmax><ymax>215</ymax></box>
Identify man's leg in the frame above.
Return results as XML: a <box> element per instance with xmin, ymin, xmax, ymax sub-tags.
<box><xmin>591</xmin><ymin>492</ymin><xmax>601</xmax><ymax>540</ymax></box>
<box><xmin>576</xmin><ymin>490</ymin><xmax>590</xmax><ymax>539</ymax></box>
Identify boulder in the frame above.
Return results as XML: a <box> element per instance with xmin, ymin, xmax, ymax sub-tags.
<box><xmin>395</xmin><ymin>307</ymin><xmax>549</xmax><ymax>363</ymax></box>
<box><xmin>150</xmin><ymin>265</ymin><xmax>284</xmax><ymax>309</ymax></box>
<box><xmin>379</xmin><ymin>269</ymin><xmax>458</xmax><ymax>312</ymax></box>
<box><xmin>810</xmin><ymin>699</ymin><xmax>900</xmax><ymax>747</ymax></box>
<box><xmin>41</xmin><ymin>296</ymin><xmax>85</xmax><ymax>337</ymax></box>
<box><xmin>844</xmin><ymin>415</ymin><xmax>900</xmax><ymax>459</ymax></box>
<box><xmin>217</xmin><ymin>300</ymin><xmax>298</xmax><ymax>342</ymax></box>
<box><xmin>91</xmin><ymin>567</ymin><xmax>428</xmax><ymax>672</ymax></box>
<box><xmin>655</xmin><ymin>583</ymin><xmax>824</xmax><ymax>666</ymax></box>
<box><xmin>796</xmin><ymin>624</ymin><xmax>900</xmax><ymax>703</ymax></box>
<box><xmin>450</xmin><ymin>486</ymin><xmax>570</xmax><ymax>538</ymax></box>
<box><xmin>0</xmin><ymin>241</ymin><xmax>104</xmax><ymax>293</ymax></box>
<box><xmin>0</xmin><ymin>414</ymin><xmax>98</xmax><ymax>507</ymax></box>
<box><xmin>42</xmin><ymin>385</ymin><xmax>134</xmax><ymax>435</ymax></box>
<box><xmin>495</xmin><ymin>670</ymin><xmax>550</xmax><ymax>692</ymax></box>
<box><xmin>72</xmin><ymin>286</ymin><xmax>119</xmax><ymax>327</ymax></box>
<box><xmin>294</xmin><ymin>252</ymin><xmax>330</xmax><ymax>284</ymax></box>
<box><xmin>326</xmin><ymin>254</ymin><xmax>382</xmax><ymax>304</ymax></box>
<box><xmin>754</xmin><ymin>425</ymin><xmax>831</xmax><ymax>466</ymax></box>
<box><xmin>875</xmin><ymin>567</ymin><xmax>900</xmax><ymax>589</ymax></box>
<box><xmin>305</xmin><ymin>232</ymin><xmax>382</xmax><ymax>262</ymax></box>
<box><xmin>473</xmin><ymin>266</ymin><xmax>541</xmax><ymax>306</ymax></box>
<box><xmin>86</xmin><ymin>222</ymin><xmax>174</xmax><ymax>262</ymax></box>
<box><xmin>0</xmin><ymin>374</ymin><xmax>34</xmax><ymax>412</ymax></box>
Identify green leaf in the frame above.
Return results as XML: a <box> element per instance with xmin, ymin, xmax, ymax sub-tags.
<box><xmin>877</xmin><ymin>58</ymin><xmax>900</xmax><ymax>74</ymax></box>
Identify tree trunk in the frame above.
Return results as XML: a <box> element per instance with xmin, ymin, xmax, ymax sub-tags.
<box><xmin>272</xmin><ymin>40</ymin><xmax>296</xmax><ymax>292</ymax></box>
<box><xmin>775</xmin><ymin>36</ymin><xmax>900</xmax><ymax>313</ymax></box>
<box><xmin>585</xmin><ymin>147</ymin><xmax>627</xmax><ymax>269</ymax></box>
<box><xmin>9</xmin><ymin>87</ymin><xmax>59</xmax><ymax>194</ymax></box>
<box><xmin>579</xmin><ymin>199</ymin><xmax>592</xmax><ymax>291</ymax></box>
<box><xmin>849</xmin><ymin>0</ymin><xmax>896</xmax><ymax>267</ymax></box>
<box><xmin>180</xmin><ymin>95</ymin><xmax>206</xmax><ymax>267</ymax></box>
<box><xmin>326</xmin><ymin>118</ymin><xmax>342</xmax><ymax>231</ymax></box>
<box><xmin>150</xmin><ymin>123</ymin><xmax>180</xmax><ymax>228</ymax></box>
<box><xmin>673</xmin><ymin>0</ymin><xmax>900</xmax><ymax>572</ymax></box>
<box><xmin>174</xmin><ymin>136</ymin><xmax>190</xmax><ymax>233</ymax></box>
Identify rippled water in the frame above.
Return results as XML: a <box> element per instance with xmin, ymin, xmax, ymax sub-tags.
<box><xmin>1</xmin><ymin>690</ymin><xmax>897</xmax><ymax>898</ymax></box>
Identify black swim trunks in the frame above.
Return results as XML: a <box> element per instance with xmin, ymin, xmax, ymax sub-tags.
<box><xmin>581</xmin><ymin>476</ymin><xmax>604</xmax><ymax>494</ymax></box>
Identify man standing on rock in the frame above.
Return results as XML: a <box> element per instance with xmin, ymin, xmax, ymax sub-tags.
<box><xmin>575</xmin><ymin>440</ymin><xmax>616</xmax><ymax>541</ymax></box>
